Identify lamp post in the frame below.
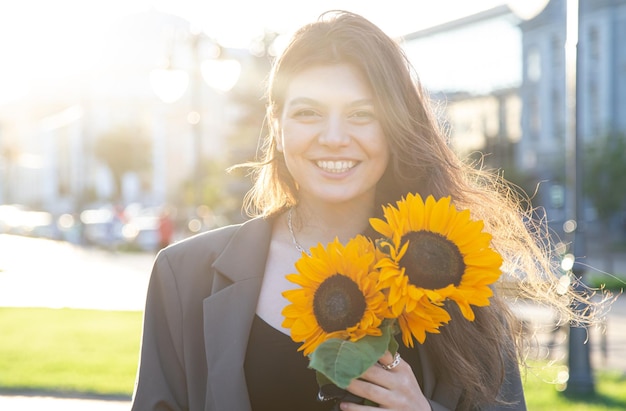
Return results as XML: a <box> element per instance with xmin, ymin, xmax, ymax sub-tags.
<box><xmin>150</xmin><ymin>29</ymin><xmax>241</xmax><ymax>209</ymax></box>
<box><xmin>562</xmin><ymin>0</ymin><xmax>594</xmax><ymax>395</ymax></box>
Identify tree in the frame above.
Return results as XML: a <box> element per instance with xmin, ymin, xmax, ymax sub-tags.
<box><xmin>94</xmin><ymin>126</ymin><xmax>152</xmax><ymax>202</ymax></box>
<box><xmin>584</xmin><ymin>133</ymin><xmax>626</xmax><ymax>223</ymax></box>
<box><xmin>583</xmin><ymin>133</ymin><xmax>626</xmax><ymax>269</ymax></box>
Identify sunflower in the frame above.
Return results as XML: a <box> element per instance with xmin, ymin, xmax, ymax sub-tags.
<box><xmin>370</xmin><ymin>193</ymin><xmax>503</xmax><ymax>346</ymax></box>
<box><xmin>281</xmin><ymin>235</ymin><xmax>390</xmax><ymax>356</ymax></box>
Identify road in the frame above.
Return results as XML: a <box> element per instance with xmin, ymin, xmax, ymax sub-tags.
<box><xmin>0</xmin><ymin>234</ymin><xmax>153</xmax><ymax>311</ymax></box>
<box><xmin>1</xmin><ymin>234</ymin><xmax>624</xmax><ymax>410</ymax></box>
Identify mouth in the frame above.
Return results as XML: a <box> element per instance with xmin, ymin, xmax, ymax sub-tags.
<box><xmin>316</xmin><ymin>160</ymin><xmax>358</xmax><ymax>174</ymax></box>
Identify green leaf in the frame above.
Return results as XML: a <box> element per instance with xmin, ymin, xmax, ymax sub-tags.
<box><xmin>308</xmin><ymin>322</ymin><xmax>395</xmax><ymax>389</ymax></box>
<box><xmin>388</xmin><ymin>330</ymin><xmax>399</xmax><ymax>355</ymax></box>
<box><xmin>315</xmin><ymin>370</ymin><xmax>333</xmax><ymax>387</ymax></box>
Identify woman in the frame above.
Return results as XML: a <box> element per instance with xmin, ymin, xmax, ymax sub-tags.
<box><xmin>131</xmin><ymin>11</ymin><xmax>598</xmax><ymax>411</ymax></box>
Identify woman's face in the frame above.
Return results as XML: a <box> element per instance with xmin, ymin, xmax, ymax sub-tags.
<box><xmin>278</xmin><ymin>63</ymin><xmax>389</xmax><ymax>207</ymax></box>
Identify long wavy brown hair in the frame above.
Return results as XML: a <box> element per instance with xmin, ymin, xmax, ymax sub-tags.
<box><xmin>238</xmin><ymin>10</ymin><xmax>606</xmax><ymax>410</ymax></box>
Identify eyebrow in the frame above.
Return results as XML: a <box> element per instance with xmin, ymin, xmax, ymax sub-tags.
<box><xmin>285</xmin><ymin>97</ymin><xmax>375</xmax><ymax>108</ymax></box>
<box><xmin>285</xmin><ymin>97</ymin><xmax>320</xmax><ymax>107</ymax></box>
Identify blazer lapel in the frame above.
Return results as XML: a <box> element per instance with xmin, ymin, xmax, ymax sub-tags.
<box><xmin>202</xmin><ymin>217</ymin><xmax>272</xmax><ymax>411</ymax></box>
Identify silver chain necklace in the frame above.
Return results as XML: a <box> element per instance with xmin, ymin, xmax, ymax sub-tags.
<box><xmin>287</xmin><ymin>208</ymin><xmax>310</xmax><ymax>256</ymax></box>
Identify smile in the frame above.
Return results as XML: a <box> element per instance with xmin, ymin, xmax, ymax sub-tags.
<box><xmin>316</xmin><ymin>160</ymin><xmax>357</xmax><ymax>173</ymax></box>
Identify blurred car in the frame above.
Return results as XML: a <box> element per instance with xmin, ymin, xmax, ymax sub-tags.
<box><xmin>0</xmin><ymin>204</ymin><xmax>58</xmax><ymax>239</ymax></box>
<box><xmin>79</xmin><ymin>206</ymin><xmax>124</xmax><ymax>248</ymax></box>
<box><xmin>121</xmin><ymin>207</ymin><xmax>161</xmax><ymax>252</ymax></box>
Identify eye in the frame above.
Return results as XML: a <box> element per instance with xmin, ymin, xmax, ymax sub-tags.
<box><xmin>350</xmin><ymin>110</ymin><xmax>373</xmax><ymax>118</ymax></box>
<box><xmin>348</xmin><ymin>109</ymin><xmax>376</xmax><ymax>122</ymax></box>
<box><xmin>291</xmin><ymin>108</ymin><xmax>323</xmax><ymax>123</ymax></box>
<box><xmin>294</xmin><ymin>109</ymin><xmax>320</xmax><ymax>118</ymax></box>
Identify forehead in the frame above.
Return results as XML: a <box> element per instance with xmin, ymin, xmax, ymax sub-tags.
<box><xmin>283</xmin><ymin>63</ymin><xmax>373</xmax><ymax>103</ymax></box>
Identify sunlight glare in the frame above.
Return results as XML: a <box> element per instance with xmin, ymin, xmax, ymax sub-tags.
<box><xmin>0</xmin><ymin>0</ymin><xmax>153</xmax><ymax>102</ymax></box>
<box><xmin>0</xmin><ymin>0</ymin><xmax>510</xmax><ymax>107</ymax></box>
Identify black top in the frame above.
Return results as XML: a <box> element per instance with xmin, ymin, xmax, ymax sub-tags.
<box><xmin>245</xmin><ymin>315</ymin><xmax>333</xmax><ymax>410</ymax></box>
<box><xmin>244</xmin><ymin>315</ymin><xmax>425</xmax><ymax>410</ymax></box>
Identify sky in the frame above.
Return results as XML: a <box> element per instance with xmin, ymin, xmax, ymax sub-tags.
<box><xmin>0</xmin><ymin>0</ymin><xmax>513</xmax><ymax>104</ymax></box>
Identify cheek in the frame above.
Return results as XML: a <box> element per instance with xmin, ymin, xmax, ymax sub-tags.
<box><xmin>371</xmin><ymin>133</ymin><xmax>390</xmax><ymax>166</ymax></box>
<box><xmin>379</xmin><ymin>147</ymin><xmax>391</xmax><ymax>175</ymax></box>
<box><xmin>281</xmin><ymin>123</ymin><xmax>312</xmax><ymax>152</ymax></box>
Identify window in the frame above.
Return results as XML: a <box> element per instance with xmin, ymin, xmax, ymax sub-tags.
<box><xmin>527</xmin><ymin>46</ymin><xmax>541</xmax><ymax>82</ymax></box>
<box><xmin>529</xmin><ymin>93</ymin><xmax>541</xmax><ymax>140</ymax></box>
<box><xmin>551</xmin><ymin>88</ymin><xmax>563</xmax><ymax>140</ymax></box>
<box><xmin>551</xmin><ymin>35</ymin><xmax>562</xmax><ymax>69</ymax></box>
<box><xmin>588</xmin><ymin>26</ymin><xmax>599</xmax><ymax>62</ymax></box>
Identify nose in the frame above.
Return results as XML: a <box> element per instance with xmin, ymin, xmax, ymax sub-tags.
<box><xmin>318</xmin><ymin>114</ymin><xmax>350</xmax><ymax>148</ymax></box>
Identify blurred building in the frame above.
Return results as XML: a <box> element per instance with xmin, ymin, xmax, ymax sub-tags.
<box><xmin>517</xmin><ymin>0</ymin><xmax>626</xmax><ymax>223</ymax></box>
<box><xmin>402</xmin><ymin>5</ymin><xmax>524</xmax><ymax>178</ymax></box>
<box><xmin>4</xmin><ymin>1</ymin><xmax>625</xmax><ymax>230</ymax></box>
<box><xmin>437</xmin><ymin>89</ymin><xmax>521</xmax><ymax>169</ymax></box>
<box><xmin>403</xmin><ymin>0</ymin><xmax>626</xmax><ymax>229</ymax></box>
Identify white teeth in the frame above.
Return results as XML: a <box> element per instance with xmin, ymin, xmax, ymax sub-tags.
<box><xmin>316</xmin><ymin>160</ymin><xmax>356</xmax><ymax>173</ymax></box>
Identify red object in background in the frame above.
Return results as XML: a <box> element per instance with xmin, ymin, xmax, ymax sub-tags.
<box><xmin>158</xmin><ymin>212</ymin><xmax>174</xmax><ymax>249</ymax></box>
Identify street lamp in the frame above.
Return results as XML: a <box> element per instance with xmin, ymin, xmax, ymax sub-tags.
<box><xmin>149</xmin><ymin>61</ymin><xmax>189</xmax><ymax>104</ymax></box>
<box><xmin>150</xmin><ymin>29</ymin><xmax>241</xmax><ymax>209</ymax></box>
<box><xmin>507</xmin><ymin>0</ymin><xmax>550</xmax><ymax>20</ymax></box>
<box><xmin>202</xmin><ymin>59</ymin><xmax>241</xmax><ymax>93</ymax></box>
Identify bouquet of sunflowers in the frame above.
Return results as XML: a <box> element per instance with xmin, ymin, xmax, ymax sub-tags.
<box><xmin>281</xmin><ymin>194</ymin><xmax>503</xmax><ymax>405</ymax></box>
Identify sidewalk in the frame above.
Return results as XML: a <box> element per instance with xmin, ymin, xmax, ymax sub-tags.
<box><xmin>511</xmin><ymin>293</ymin><xmax>626</xmax><ymax>374</ymax></box>
<box><xmin>0</xmin><ymin>395</ymin><xmax>131</xmax><ymax>410</ymax></box>
<box><xmin>0</xmin><ymin>234</ymin><xmax>153</xmax><ymax>311</ymax></box>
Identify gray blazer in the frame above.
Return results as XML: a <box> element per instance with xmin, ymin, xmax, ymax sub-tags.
<box><xmin>130</xmin><ymin>216</ymin><xmax>525</xmax><ymax>411</ymax></box>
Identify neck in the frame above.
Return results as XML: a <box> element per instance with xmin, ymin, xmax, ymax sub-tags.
<box><xmin>289</xmin><ymin>201</ymin><xmax>375</xmax><ymax>248</ymax></box>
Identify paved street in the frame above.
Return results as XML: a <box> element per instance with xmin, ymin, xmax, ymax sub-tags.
<box><xmin>0</xmin><ymin>234</ymin><xmax>154</xmax><ymax>311</ymax></box>
<box><xmin>1</xmin><ymin>234</ymin><xmax>624</xmax><ymax>410</ymax></box>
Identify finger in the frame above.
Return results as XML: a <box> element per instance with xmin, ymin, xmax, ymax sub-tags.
<box><xmin>377</xmin><ymin>351</ymin><xmax>401</xmax><ymax>371</ymax></box>
<box><xmin>346</xmin><ymin>375</ymin><xmax>389</xmax><ymax>404</ymax></box>
<box><xmin>359</xmin><ymin>360</ymin><xmax>409</xmax><ymax>393</ymax></box>
<box><xmin>377</xmin><ymin>350</ymin><xmax>396</xmax><ymax>367</ymax></box>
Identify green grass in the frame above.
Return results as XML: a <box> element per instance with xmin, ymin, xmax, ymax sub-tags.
<box><xmin>0</xmin><ymin>307</ymin><xmax>142</xmax><ymax>398</ymax></box>
<box><xmin>1</xmin><ymin>307</ymin><xmax>626</xmax><ymax>410</ymax></box>
<box><xmin>522</xmin><ymin>363</ymin><xmax>626</xmax><ymax>410</ymax></box>
<box><xmin>587</xmin><ymin>274</ymin><xmax>626</xmax><ymax>293</ymax></box>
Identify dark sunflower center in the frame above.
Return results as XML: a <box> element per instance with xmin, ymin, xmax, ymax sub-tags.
<box><xmin>313</xmin><ymin>274</ymin><xmax>367</xmax><ymax>333</ymax></box>
<box><xmin>399</xmin><ymin>231</ymin><xmax>465</xmax><ymax>289</ymax></box>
